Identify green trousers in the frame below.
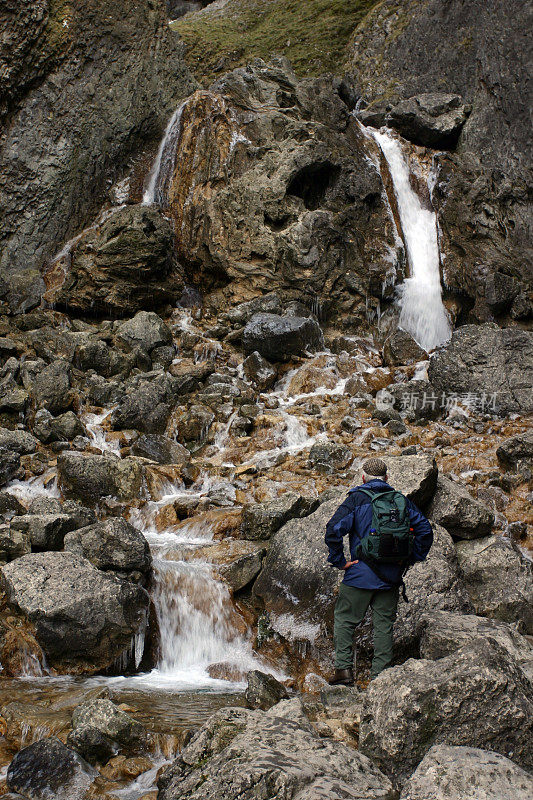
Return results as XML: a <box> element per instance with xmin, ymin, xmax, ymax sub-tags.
<box><xmin>334</xmin><ymin>583</ymin><xmax>399</xmax><ymax>679</ymax></box>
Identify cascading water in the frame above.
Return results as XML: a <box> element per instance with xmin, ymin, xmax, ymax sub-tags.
<box><xmin>128</xmin><ymin>486</ymin><xmax>258</xmax><ymax>688</ymax></box>
<box><xmin>142</xmin><ymin>101</ymin><xmax>186</xmax><ymax>206</ymax></box>
<box><xmin>368</xmin><ymin>128</ymin><xmax>452</xmax><ymax>352</ymax></box>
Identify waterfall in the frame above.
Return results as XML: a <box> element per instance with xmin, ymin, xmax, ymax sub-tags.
<box><xmin>142</xmin><ymin>101</ymin><xmax>186</xmax><ymax>206</ymax></box>
<box><xmin>128</xmin><ymin>491</ymin><xmax>257</xmax><ymax>688</ymax></box>
<box><xmin>369</xmin><ymin>129</ymin><xmax>452</xmax><ymax>352</ymax></box>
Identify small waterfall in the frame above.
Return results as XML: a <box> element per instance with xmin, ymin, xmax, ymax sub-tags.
<box><xmin>129</xmin><ymin>491</ymin><xmax>257</xmax><ymax>688</ymax></box>
<box><xmin>369</xmin><ymin>128</ymin><xmax>452</xmax><ymax>352</ymax></box>
<box><xmin>142</xmin><ymin>101</ymin><xmax>186</xmax><ymax>206</ymax></box>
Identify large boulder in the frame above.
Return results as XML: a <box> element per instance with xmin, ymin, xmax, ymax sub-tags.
<box><xmin>359</xmin><ymin>639</ymin><xmax>533</xmax><ymax>786</ymax></box>
<box><xmin>496</xmin><ymin>430</ymin><xmax>533</xmax><ymax>471</ymax></box>
<box><xmin>111</xmin><ymin>375</ymin><xmax>176</xmax><ymax>434</ymax></box>
<box><xmin>116</xmin><ymin>311</ymin><xmax>173</xmax><ymax>353</ymax></box>
<box><xmin>399</xmin><ymin>744</ymin><xmax>533</xmax><ymax>800</ymax></box>
<box><xmin>419</xmin><ymin>610</ymin><xmax>533</xmax><ymax>668</ymax></box>
<box><xmin>0</xmin><ymin>0</ymin><xmax>195</xmax><ymax>312</ymax></box>
<box><xmin>157</xmin><ymin>707</ymin><xmax>394</xmax><ymax>800</ymax></box>
<box><xmin>428</xmin><ymin>324</ymin><xmax>533</xmax><ymax>415</ymax></box>
<box><xmin>385</xmin><ymin>93</ymin><xmax>471</xmax><ymax>149</ymax></box>
<box><xmin>253</xmin><ymin>493</ymin><xmax>345</xmax><ymax>656</ymax></box>
<box><xmin>394</xmin><ymin>523</ymin><xmax>473</xmax><ymax>656</ymax></box>
<box><xmin>455</xmin><ymin>536</ymin><xmax>533</xmax><ymax>633</ymax></box>
<box><xmin>154</xmin><ymin>60</ymin><xmax>403</xmax><ymax>325</ymax></box>
<box><xmin>0</xmin><ymin>428</ymin><xmax>37</xmax><ymax>454</ymax></box>
<box><xmin>58</xmin><ymin>452</ymin><xmax>144</xmax><ymax>504</ymax></box>
<box><xmin>131</xmin><ymin>433</ymin><xmax>191</xmax><ymax>465</ymax></box>
<box><xmin>242</xmin><ymin>314</ymin><xmax>324</xmax><ymax>362</ymax></box>
<box><xmin>42</xmin><ymin>206</ymin><xmax>183</xmax><ymax>316</ymax></box>
<box><xmin>427</xmin><ymin>476</ymin><xmax>494</xmax><ymax>539</ymax></box>
<box><xmin>241</xmin><ymin>493</ymin><xmax>318</xmax><ymax>541</ymax></box>
<box><xmin>383</xmin><ymin>455</ymin><xmax>438</xmax><ymax>509</ymax></box>
<box><xmin>29</xmin><ymin>360</ymin><xmax>74</xmax><ymax>415</ymax></box>
<box><xmin>0</xmin><ymin>551</ymin><xmax>148</xmax><ymax>672</ymax></box>
<box><xmin>382</xmin><ymin>329</ymin><xmax>428</xmax><ymax>367</ymax></box>
<box><xmin>63</xmin><ymin>517</ymin><xmax>152</xmax><ymax>581</ymax></box>
<box><xmin>7</xmin><ymin>738</ymin><xmax>97</xmax><ymax>800</ymax></box>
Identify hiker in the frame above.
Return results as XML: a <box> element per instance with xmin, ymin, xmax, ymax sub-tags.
<box><xmin>325</xmin><ymin>457</ymin><xmax>433</xmax><ymax>686</ymax></box>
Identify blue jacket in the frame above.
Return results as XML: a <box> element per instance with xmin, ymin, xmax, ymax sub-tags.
<box><xmin>325</xmin><ymin>479</ymin><xmax>433</xmax><ymax>590</ymax></box>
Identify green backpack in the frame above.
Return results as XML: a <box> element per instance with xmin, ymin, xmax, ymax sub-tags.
<box><xmin>355</xmin><ymin>488</ymin><xmax>414</xmax><ymax>565</ymax></box>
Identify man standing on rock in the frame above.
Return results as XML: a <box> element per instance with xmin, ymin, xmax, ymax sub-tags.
<box><xmin>325</xmin><ymin>458</ymin><xmax>433</xmax><ymax>686</ymax></box>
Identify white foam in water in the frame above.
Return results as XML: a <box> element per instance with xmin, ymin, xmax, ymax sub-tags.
<box><xmin>83</xmin><ymin>407</ymin><xmax>120</xmax><ymax>454</ymax></box>
<box><xmin>142</xmin><ymin>101</ymin><xmax>187</xmax><ymax>205</ymax></box>
<box><xmin>369</xmin><ymin>129</ymin><xmax>452</xmax><ymax>352</ymax></box>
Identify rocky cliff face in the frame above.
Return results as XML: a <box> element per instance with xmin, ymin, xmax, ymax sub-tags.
<box><xmin>0</xmin><ymin>0</ymin><xmax>196</xmax><ymax>313</ymax></box>
<box><xmin>346</xmin><ymin>0</ymin><xmax>532</xmax><ymax>322</ymax></box>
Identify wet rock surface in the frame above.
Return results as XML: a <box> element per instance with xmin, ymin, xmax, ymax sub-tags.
<box><xmin>428</xmin><ymin>475</ymin><xmax>494</xmax><ymax>539</ymax></box>
<box><xmin>7</xmin><ymin>737</ymin><xmax>97</xmax><ymax>800</ymax></box>
<box><xmin>157</xmin><ymin>707</ymin><xmax>394</xmax><ymax>800</ymax></box>
<box><xmin>455</xmin><ymin>536</ymin><xmax>533</xmax><ymax>633</ymax></box>
<box><xmin>63</xmin><ymin>517</ymin><xmax>152</xmax><ymax>582</ymax></box>
<box><xmin>428</xmin><ymin>324</ymin><xmax>533</xmax><ymax>415</ymax></box>
<box><xmin>1</xmin><ymin>552</ymin><xmax>148</xmax><ymax>672</ymax></box>
<box><xmin>359</xmin><ymin>639</ymin><xmax>533</xmax><ymax>786</ymax></box>
<box><xmin>68</xmin><ymin>697</ymin><xmax>147</xmax><ymax>764</ymax></box>
<box><xmin>399</xmin><ymin>744</ymin><xmax>533</xmax><ymax>800</ymax></box>
<box><xmin>244</xmin><ymin>669</ymin><xmax>289</xmax><ymax>710</ymax></box>
<box><xmin>243</xmin><ymin>314</ymin><xmax>324</xmax><ymax>362</ymax></box>
<box><xmin>58</xmin><ymin>452</ymin><xmax>144</xmax><ymax>503</ymax></box>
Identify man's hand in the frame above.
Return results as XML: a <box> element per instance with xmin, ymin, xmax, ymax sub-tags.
<box><xmin>343</xmin><ymin>560</ymin><xmax>359</xmax><ymax>570</ymax></box>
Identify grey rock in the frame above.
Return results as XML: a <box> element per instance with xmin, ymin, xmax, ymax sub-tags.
<box><xmin>11</xmin><ymin>513</ymin><xmax>78</xmax><ymax>551</ymax></box>
<box><xmin>400</xmin><ymin>744</ymin><xmax>533</xmax><ymax>800</ymax></box>
<box><xmin>359</xmin><ymin>639</ymin><xmax>533</xmax><ymax>786</ymax></box>
<box><xmin>69</xmin><ymin>697</ymin><xmax>147</xmax><ymax>763</ymax></box>
<box><xmin>162</xmin><ymin>60</ymin><xmax>401</xmax><ymax>333</ymax></box>
<box><xmin>131</xmin><ymin>433</ymin><xmax>190</xmax><ymax>465</ymax></box>
<box><xmin>485</xmin><ymin>271</ymin><xmax>521</xmax><ymax>314</ymax></box>
<box><xmin>455</xmin><ymin>536</ymin><xmax>533</xmax><ymax>633</ymax></box>
<box><xmin>242</xmin><ymin>313</ymin><xmax>324</xmax><ymax>362</ymax></box>
<box><xmin>30</xmin><ymin>360</ymin><xmax>73</xmax><ymax>415</ymax></box>
<box><xmin>384</xmin><ymin>455</ymin><xmax>438</xmax><ymax>509</ymax></box>
<box><xmin>394</xmin><ymin>523</ymin><xmax>473</xmax><ymax>656</ymax></box>
<box><xmin>1</xmin><ymin>551</ymin><xmax>148</xmax><ymax>671</ymax></box>
<box><xmin>157</xmin><ymin>706</ymin><xmax>394</xmax><ymax>800</ymax></box>
<box><xmin>308</xmin><ymin>440</ymin><xmax>353</xmax><ymax>473</ymax></box>
<box><xmin>383</xmin><ymin>329</ymin><xmax>428</xmax><ymax>367</ymax></box>
<box><xmin>242</xmin><ymin>350</ymin><xmax>277</xmax><ymax>390</ymax></box>
<box><xmin>33</xmin><ymin>409</ymin><xmax>86</xmax><ymax>444</ymax></box>
<box><xmin>419</xmin><ymin>610</ymin><xmax>533</xmax><ymax>667</ymax></box>
<box><xmin>43</xmin><ymin>205</ymin><xmax>183</xmax><ymax>317</ymax></box>
<box><xmin>0</xmin><ymin>378</ymin><xmax>29</xmax><ymax>414</ymax></box>
<box><xmin>177</xmin><ymin>404</ymin><xmax>215</xmax><ymax>444</ymax></box>
<box><xmin>428</xmin><ymin>475</ymin><xmax>494</xmax><ymax>539</ymax></box>
<box><xmin>58</xmin><ymin>452</ymin><xmax>144</xmax><ymax>503</ymax></box>
<box><xmin>7</xmin><ymin>737</ymin><xmax>97</xmax><ymax>800</ymax></box>
<box><xmin>112</xmin><ymin>377</ymin><xmax>174</xmax><ymax>434</ymax></box>
<box><xmin>241</xmin><ymin>492</ymin><xmax>319</xmax><ymax>541</ymax></box>
<box><xmin>116</xmin><ymin>311</ymin><xmax>173</xmax><ymax>353</ymax></box>
<box><xmin>386</xmin><ymin>381</ymin><xmax>441</xmax><ymax>422</ymax></box>
<box><xmin>386</xmin><ymin>93</ymin><xmax>470</xmax><ymax>148</ymax></box>
<box><xmin>74</xmin><ymin>339</ymin><xmax>128</xmax><ymax>377</ymax></box>
<box><xmin>0</xmin><ymin>0</ymin><xmax>195</xmax><ymax>312</ymax></box>
<box><xmin>0</xmin><ymin>447</ymin><xmax>21</xmax><ymax>487</ymax></box>
<box><xmin>64</xmin><ymin>517</ymin><xmax>152</xmax><ymax>577</ymax></box>
<box><xmin>216</xmin><ymin>543</ymin><xmax>265</xmax><ymax>592</ymax></box>
<box><xmin>244</xmin><ymin>670</ymin><xmax>289</xmax><ymax>710</ymax></box>
<box><xmin>428</xmin><ymin>324</ymin><xmax>533</xmax><ymax>415</ymax></box>
<box><xmin>0</xmin><ymin>427</ymin><xmax>37</xmax><ymax>455</ymax></box>
<box><xmin>253</xmin><ymin>493</ymin><xmax>345</xmax><ymax>654</ymax></box>
<box><xmin>227</xmin><ymin>293</ymin><xmax>282</xmax><ymax>325</ymax></box>
<box><xmin>0</xmin><ymin>524</ymin><xmax>30</xmax><ymax>565</ymax></box>
<box><xmin>496</xmin><ymin>430</ymin><xmax>533</xmax><ymax>471</ymax></box>
<box><xmin>0</xmin><ymin>491</ymin><xmax>24</xmax><ymax>521</ymax></box>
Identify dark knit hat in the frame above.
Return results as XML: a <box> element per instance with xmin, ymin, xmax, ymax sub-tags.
<box><xmin>362</xmin><ymin>458</ymin><xmax>387</xmax><ymax>477</ymax></box>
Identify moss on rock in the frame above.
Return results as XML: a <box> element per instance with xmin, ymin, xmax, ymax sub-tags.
<box><xmin>172</xmin><ymin>0</ymin><xmax>380</xmax><ymax>84</ymax></box>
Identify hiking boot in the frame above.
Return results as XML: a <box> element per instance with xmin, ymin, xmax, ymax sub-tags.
<box><xmin>328</xmin><ymin>668</ymin><xmax>354</xmax><ymax>687</ymax></box>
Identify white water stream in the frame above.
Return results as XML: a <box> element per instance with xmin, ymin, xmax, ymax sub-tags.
<box><xmin>142</xmin><ymin>101</ymin><xmax>187</xmax><ymax>205</ymax></box>
<box><xmin>369</xmin><ymin>129</ymin><xmax>452</xmax><ymax>352</ymax></box>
